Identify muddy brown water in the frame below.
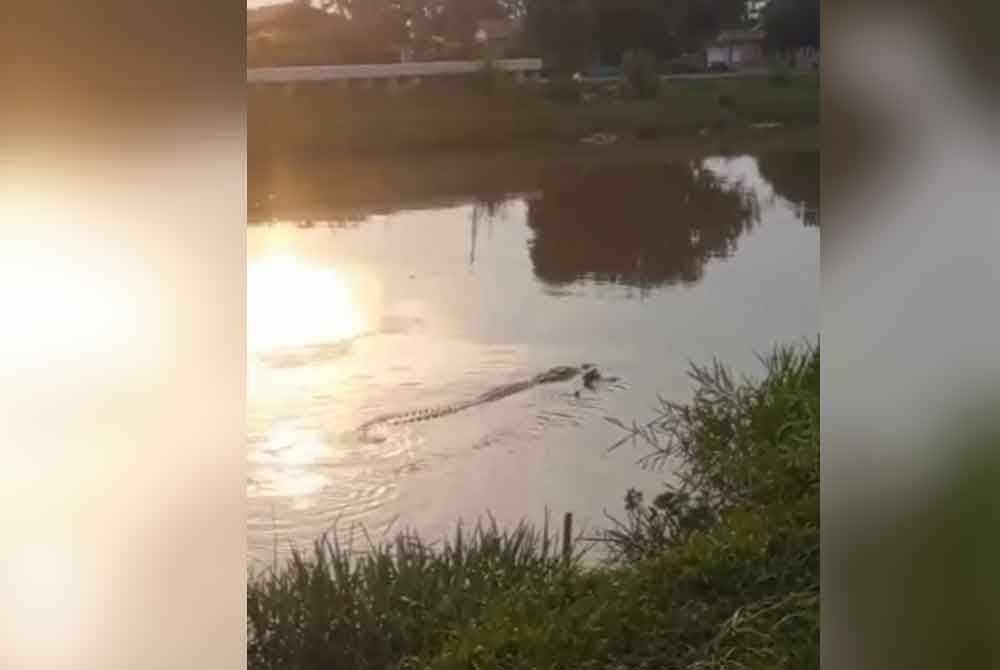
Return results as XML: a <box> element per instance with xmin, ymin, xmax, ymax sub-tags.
<box><xmin>247</xmin><ymin>147</ymin><xmax>819</xmax><ymax>568</ymax></box>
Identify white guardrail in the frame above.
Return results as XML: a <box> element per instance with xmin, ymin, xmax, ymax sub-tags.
<box><xmin>247</xmin><ymin>58</ymin><xmax>543</xmax><ymax>84</ymax></box>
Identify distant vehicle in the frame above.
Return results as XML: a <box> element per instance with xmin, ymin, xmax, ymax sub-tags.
<box><xmin>586</xmin><ymin>64</ymin><xmax>622</xmax><ymax>79</ymax></box>
<box><xmin>707</xmin><ymin>62</ymin><xmax>730</xmax><ymax>73</ymax></box>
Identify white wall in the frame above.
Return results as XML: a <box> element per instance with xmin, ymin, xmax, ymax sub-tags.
<box><xmin>706</xmin><ymin>46</ymin><xmax>730</xmax><ymax>66</ymax></box>
<box><xmin>706</xmin><ymin>43</ymin><xmax>765</xmax><ymax>67</ymax></box>
<box><xmin>732</xmin><ymin>43</ymin><xmax>763</xmax><ymax>64</ymax></box>
<box><xmin>247</xmin><ymin>58</ymin><xmax>543</xmax><ymax>83</ymax></box>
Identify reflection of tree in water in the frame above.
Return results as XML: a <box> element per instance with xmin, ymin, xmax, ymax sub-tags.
<box><xmin>526</xmin><ymin>162</ymin><xmax>761</xmax><ymax>293</ymax></box>
<box><xmin>468</xmin><ymin>194</ymin><xmax>512</xmax><ymax>267</ymax></box>
<box><xmin>757</xmin><ymin>151</ymin><xmax>820</xmax><ymax>227</ymax></box>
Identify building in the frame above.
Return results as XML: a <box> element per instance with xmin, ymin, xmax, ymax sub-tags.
<box><xmin>775</xmin><ymin>45</ymin><xmax>820</xmax><ymax>70</ymax></box>
<box><xmin>705</xmin><ymin>30</ymin><xmax>767</xmax><ymax>70</ymax></box>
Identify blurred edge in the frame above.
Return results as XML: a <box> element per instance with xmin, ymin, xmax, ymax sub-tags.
<box><xmin>1</xmin><ymin>2</ymin><xmax>246</xmax><ymax>670</ymax></box>
<box><xmin>4</xmin><ymin>0</ymin><xmax>1000</xmax><ymax>668</ymax></box>
<box><xmin>824</xmin><ymin>1</ymin><xmax>1000</xmax><ymax>669</ymax></box>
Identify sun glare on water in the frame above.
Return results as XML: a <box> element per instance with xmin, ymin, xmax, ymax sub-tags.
<box><xmin>247</xmin><ymin>249</ymin><xmax>367</xmax><ymax>356</ymax></box>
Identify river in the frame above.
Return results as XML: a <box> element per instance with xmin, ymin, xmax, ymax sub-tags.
<box><xmin>247</xmin><ymin>147</ymin><xmax>819</xmax><ymax>569</ymax></box>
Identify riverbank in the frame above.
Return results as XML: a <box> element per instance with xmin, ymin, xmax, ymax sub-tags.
<box><xmin>249</xmin><ymin>124</ymin><xmax>818</xmax><ymax>223</ymax></box>
<box><xmin>248</xmin><ymin>344</ymin><xmax>820</xmax><ymax>669</ymax></box>
<box><xmin>248</xmin><ymin>73</ymin><xmax>818</xmax><ymax>162</ymax></box>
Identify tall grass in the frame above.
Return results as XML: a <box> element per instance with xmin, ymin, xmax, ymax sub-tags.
<box><xmin>247</xmin><ymin>516</ymin><xmax>573</xmax><ymax>670</ymax></box>
<box><xmin>248</xmin><ymin>74</ymin><xmax>819</xmax><ymax>160</ymax></box>
<box><xmin>247</xmin><ymin>344</ymin><xmax>820</xmax><ymax>669</ymax></box>
<box><xmin>429</xmin><ymin>344</ymin><xmax>819</xmax><ymax>669</ymax></box>
<box><xmin>605</xmin><ymin>342</ymin><xmax>819</xmax><ymax>559</ymax></box>
<box><xmin>622</xmin><ymin>49</ymin><xmax>661</xmax><ymax>100</ymax></box>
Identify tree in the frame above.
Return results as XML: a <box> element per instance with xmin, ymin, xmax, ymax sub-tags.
<box><xmin>524</xmin><ymin>0</ymin><xmax>757</xmax><ymax>71</ymax></box>
<box><xmin>661</xmin><ymin>0</ymin><xmax>756</xmax><ymax>56</ymax></box>
<box><xmin>592</xmin><ymin>0</ymin><xmax>669</xmax><ymax>65</ymax></box>
<box><xmin>526</xmin><ymin>161</ymin><xmax>761</xmax><ymax>291</ymax></box>
<box><xmin>524</xmin><ymin>0</ymin><xmax>596</xmax><ymax>73</ymax></box>
<box><xmin>760</xmin><ymin>0</ymin><xmax>820</xmax><ymax>51</ymax></box>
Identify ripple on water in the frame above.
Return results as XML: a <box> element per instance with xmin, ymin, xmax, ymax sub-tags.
<box><xmin>247</xmin><ymin>420</ymin><xmax>429</xmax><ymax>565</ymax></box>
<box><xmin>248</xmin><ymin>465</ymin><xmax>402</xmax><ymax>564</ymax></box>
<box><xmin>249</xmin><ymin>355</ymin><xmax>627</xmax><ymax>565</ymax></box>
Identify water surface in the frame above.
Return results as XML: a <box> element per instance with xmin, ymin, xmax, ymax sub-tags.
<box><xmin>247</xmin><ymin>150</ymin><xmax>819</xmax><ymax>568</ymax></box>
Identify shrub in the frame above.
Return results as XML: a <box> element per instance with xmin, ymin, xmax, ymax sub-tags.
<box><xmin>769</xmin><ymin>64</ymin><xmax>793</xmax><ymax>87</ymax></box>
<box><xmin>432</xmin><ymin>344</ymin><xmax>820</xmax><ymax>670</ymax></box>
<box><xmin>471</xmin><ymin>56</ymin><xmax>505</xmax><ymax>94</ymax></box>
<box><xmin>248</xmin><ymin>517</ymin><xmax>570</xmax><ymax>669</ymax></box>
<box><xmin>605</xmin><ymin>343</ymin><xmax>820</xmax><ymax>560</ymax></box>
<box><xmin>544</xmin><ymin>77</ymin><xmax>583</xmax><ymax>104</ymax></box>
<box><xmin>622</xmin><ymin>49</ymin><xmax>661</xmax><ymax>100</ymax></box>
<box><xmin>247</xmin><ymin>344</ymin><xmax>821</xmax><ymax>670</ymax></box>
<box><xmin>634</xmin><ymin>123</ymin><xmax>663</xmax><ymax>141</ymax></box>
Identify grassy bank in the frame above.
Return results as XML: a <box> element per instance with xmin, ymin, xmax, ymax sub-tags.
<box><xmin>248</xmin><ymin>344</ymin><xmax>820</xmax><ymax>669</ymax></box>
<box><xmin>249</xmin><ymin>74</ymin><xmax>818</xmax><ymax>161</ymax></box>
<box><xmin>248</xmin><ymin>125</ymin><xmax>819</xmax><ymax>224</ymax></box>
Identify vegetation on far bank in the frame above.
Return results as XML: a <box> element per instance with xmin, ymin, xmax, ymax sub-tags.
<box><xmin>248</xmin><ymin>343</ymin><xmax>820</xmax><ymax>669</ymax></box>
<box><xmin>249</xmin><ymin>72</ymin><xmax>818</xmax><ymax>160</ymax></box>
<box><xmin>248</xmin><ymin>0</ymin><xmax>818</xmax><ymax>72</ymax></box>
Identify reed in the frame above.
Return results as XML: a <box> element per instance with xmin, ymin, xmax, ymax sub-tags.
<box><xmin>247</xmin><ymin>343</ymin><xmax>820</xmax><ymax>669</ymax></box>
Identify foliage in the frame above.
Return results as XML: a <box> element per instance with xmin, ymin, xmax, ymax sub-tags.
<box><xmin>248</xmin><ymin>74</ymin><xmax>819</xmax><ymax>159</ymax></box>
<box><xmin>544</xmin><ymin>76</ymin><xmax>584</xmax><ymax>104</ymax></box>
<box><xmin>247</xmin><ymin>344</ymin><xmax>820</xmax><ymax>669</ymax></box>
<box><xmin>605</xmin><ymin>343</ymin><xmax>819</xmax><ymax>560</ymax></box>
<box><xmin>248</xmin><ymin>517</ymin><xmax>570</xmax><ymax>670</ymax></box>
<box><xmin>524</xmin><ymin>0</ymin><xmax>596</xmax><ymax>74</ymax></box>
<box><xmin>761</xmin><ymin>0</ymin><xmax>821</xmax><ymax>51</ymax></box>
<box><xmin>428</xmin><ymin>343</ymin><xmax>820</xmax><ymax>669</ymax></box>
<box><xmin>622</xmin><ymin>49</ymin><xmax>661</xmax><ymax>100</ymax></box>
<box><xmin>472</xmin><ymin>54</ymin><xmax>505</xmax><ymax>94</ymax></box>
<box><xmin>429</xmin><ymin>525</ymin><xmax>818</xmax><ymax>669</ymax></box>
<box><xmin>249</xmin><ymin>0</ymin><xmax>760</xmax><ymax>68</ymax></box>
<box><xmin>769</xmin><ymin>64</ymin><xmax>793</xmax><ymax>87</ymax></box>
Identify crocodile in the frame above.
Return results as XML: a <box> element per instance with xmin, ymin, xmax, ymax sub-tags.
<box><xmin>357</xmin><ymin>364</ymin><xmax>615</xmax><ymax>442</ymax></box>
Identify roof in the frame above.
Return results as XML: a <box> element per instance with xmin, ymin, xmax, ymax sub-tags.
<box><xmin>712</xmin><ymin>29</ymin><xmax>767</xmax><ymax>44</ymax></box>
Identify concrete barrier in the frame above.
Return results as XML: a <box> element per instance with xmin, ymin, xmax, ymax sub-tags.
<box><xmin>247</xmin><ymin>59</ymin><xmax>543</xmax><ymax>85</ymax></box>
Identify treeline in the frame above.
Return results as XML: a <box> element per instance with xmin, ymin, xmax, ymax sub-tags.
<box><xmin>248</xmin><ymin>0</ymin><xmax>820</xmax><ymax>69</ymax></box>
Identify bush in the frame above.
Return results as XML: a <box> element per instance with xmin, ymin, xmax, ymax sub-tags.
<box><xmin>634</xmin><ymin>123</ymin><xmax>663</xmax><ymax>141</ymax></box>
<box><xmin>544</xmin><ymin>77</ymin><xmax>583</xmax><ymax>104</ymax></box>
<box><xmin>248</xmin><ymin>517</ymin><xmax>569</xmax><ymax>669</ymax></box>
<box><xmin>660</xmin><ymin>53</ymin><xmax>705</xmax><ymax>74</ymax></box>
<box><xmin>247</xmin><ymin>344</ymin><xmax>820</xmax><ymax>670</ymax></box>
<box><xmin>432</xmin><ymin>344</ymin><xmax>820</xmax><ymax>670</ymax></box>
<box><xmin>769</xmin><ymin>64</ymin><xmax>794</xmax><ymax>87</ymax></box>
<box><xmin>605</xmin><ymin>343</ymin><xmax>820</xmax><ymax>560</ymax></box>
<box><xmin>622</xmin><ymin>49</ymin><xmax>661</xmax><ymax>100</ymax></box>
<box><xmin>661</xmin><ymin>61</ymin><xmax>703</xmax><ymax>75</ymax></box>
<box><xmin>471</xmin><ymin>56</ymin><xmax>504</xmax><ymax>94</ymax></box>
